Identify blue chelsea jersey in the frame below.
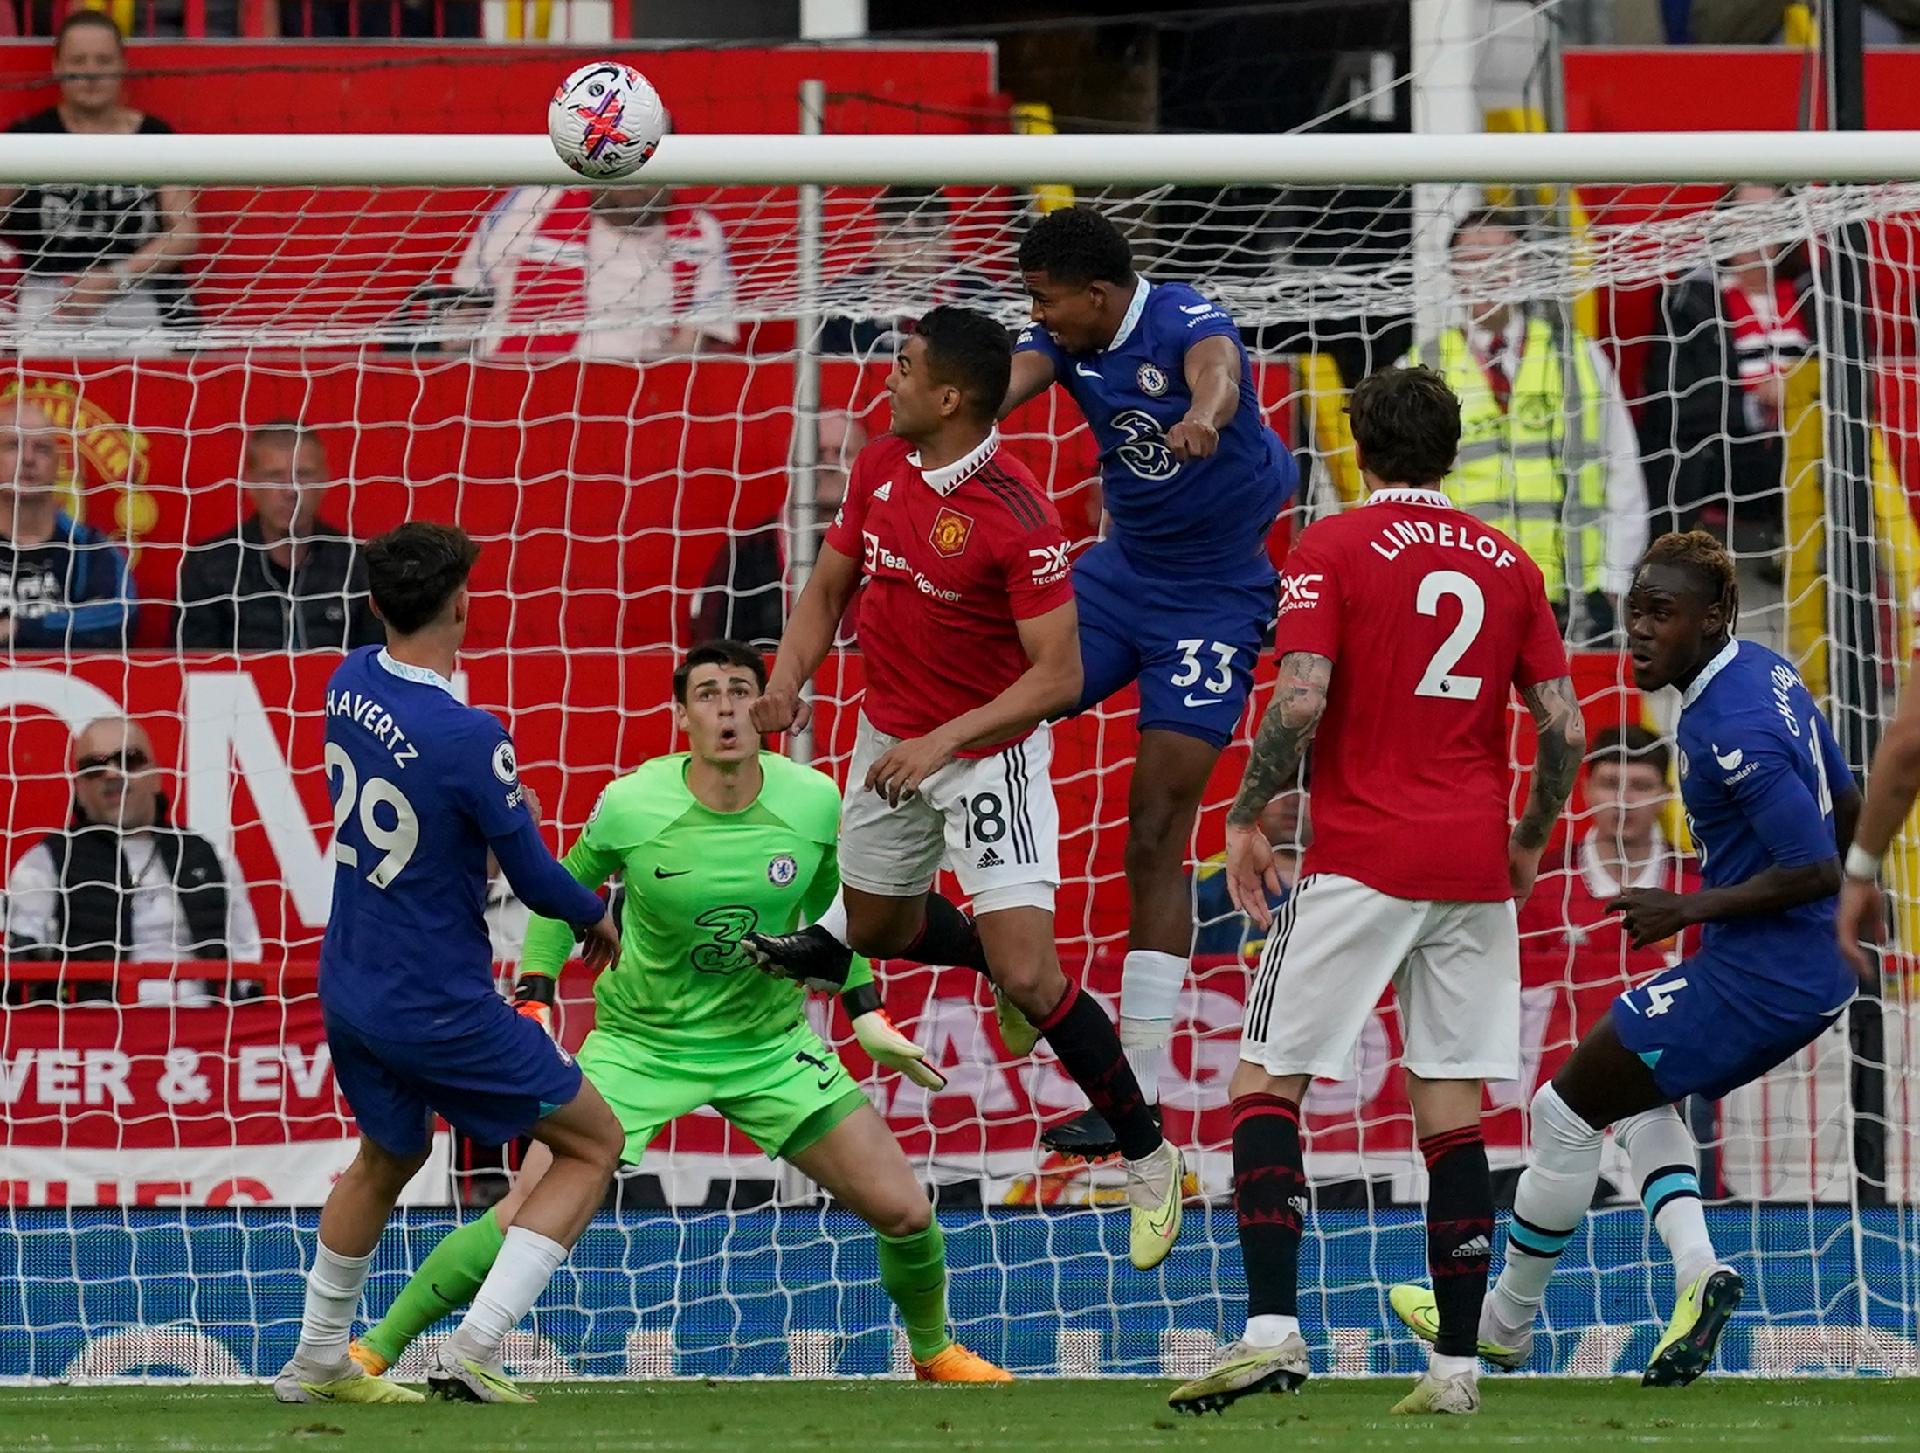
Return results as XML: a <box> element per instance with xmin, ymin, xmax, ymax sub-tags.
<box><xmin>319</xmin><ymin>647</ymin><xmax>595</xmax><ymax>1035</ymax></box>
<box><xmin>1015</xmin><ymin>278</ymin><xmax>1297</xmax><ymax>579</ymax></box>
<box><xmin>1676</xmin><ymin>639</ymin><xmax>1852</xmax><ymax>958</ymax></box>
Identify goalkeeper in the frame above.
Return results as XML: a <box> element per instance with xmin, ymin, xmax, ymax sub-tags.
<box><xmin>352</xmin><ymin>640</ymin><xmax>1007</xmax><ymax>1387</ymax></box>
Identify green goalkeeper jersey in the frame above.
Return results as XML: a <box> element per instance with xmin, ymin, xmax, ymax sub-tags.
<box><xmin>520</xmin><ymin>751</ymin><xmax>870</xmax><ymax>1054</ymax></box>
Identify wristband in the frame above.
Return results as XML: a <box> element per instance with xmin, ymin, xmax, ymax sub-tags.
<box><xmin>840</xmin><ymin>981</ymin><xmax>883</xmax><ymax>1019</ymax></box>
<box><xmin>1845</xmin><ymin>844</ymin><xmax>1882</xmax><ymax>882</ymax></box>
<box><xmin>513</xmin><ymin>973</ymin><xmax>557</xmax><ymax>1006</ymax></box>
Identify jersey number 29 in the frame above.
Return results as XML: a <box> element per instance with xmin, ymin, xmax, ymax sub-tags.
<box><xmin>325</xmin><ymin>742</ymin><xmax>421</xmax><ymax>888</ymax></box>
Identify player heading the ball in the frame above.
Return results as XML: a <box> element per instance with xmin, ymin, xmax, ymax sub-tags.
<box><xmin>1394</xmin><ymin>531</ymin><xmax>1861</xmax><ymax>1389</ymax></box>
<box><xmin>1170</xmin><ymin>365</ymin><xmax>1584</xmax><ymax>1418</ymax></box>
<box><xmin>1009</xmin><ymin>205</ymin><xmax>1300</xmax><ymax>1160</ymax></box>
<box><xmin>276</xmin><ymin>521</ymin><xmax>623</xmax><ymax>1407</ymax></box>
<box><xmin>748</xmin><ymin>304</ymin><xmax>1187</xmax><ymax>1271</ymax></box>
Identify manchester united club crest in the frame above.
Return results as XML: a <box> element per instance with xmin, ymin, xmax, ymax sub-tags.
<box><xmin>1136</xmin><ymin>362</ymin><xmax>1169</xmax><ymax>397</ymax></box>
<box><xmin>768</xmin><ymin>854</ymin><xmax>798</xmax><ymax>886</ymax></box>
<box><xmin>929</xmin><ymin>506</ymin><xmax>974</xmax><ymax>558</ymax></box>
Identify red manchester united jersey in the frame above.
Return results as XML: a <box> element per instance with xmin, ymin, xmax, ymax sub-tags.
<box><xmin>824</xmin><ymin>431</ymin><xmax>1074</xmax><ymax>755</ymax></box>
<box><xmin>1273</xmin><ymin>487</ymin><xmax>1568</xmax><ymax>901</ymax></box>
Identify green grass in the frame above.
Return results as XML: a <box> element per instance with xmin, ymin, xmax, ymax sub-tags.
<box><xmin>0</xmin><ymin>1380</ymin><xmax>1916</xmax><ymax>1453</ymax></box>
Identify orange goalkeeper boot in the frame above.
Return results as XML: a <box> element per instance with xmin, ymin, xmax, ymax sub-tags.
<box><xmin>347</xmin><ymin>1340</ymin><xmax>389</xmax><ymax>1377</ymax></box>
<box><xmin>913</xmin><ymin>1343</ymin><xmax>1013</xmax><ymax>1383</ymax></box>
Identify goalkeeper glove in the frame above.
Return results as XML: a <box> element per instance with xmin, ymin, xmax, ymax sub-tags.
<box><xmin>841</xmin><ymin>982</ymin><xmax>946</xmax><ymax>1091</ymax></box>
<box><xmin>512</xmin><ymin>972</ymin><xmax>557</xmax><ymax>1038</ymax></box>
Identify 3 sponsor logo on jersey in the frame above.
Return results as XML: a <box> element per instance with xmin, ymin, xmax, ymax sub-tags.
<box><xmin>767</xmin><ymin>853</ymin><xmax>798</xmax><ymax>886</ymax></box>
<box><xmin>1028</xmin><ymin>542</ymin><xmax>1071</xmax><ymax>586</ymax></box>
<box><xmin>1276</xmin><ymin>571</ymin><xmax>1323</xmax><ymax>614</ymax></box>
<box><xmin>1369</xmin><ymin>517</ymin><xmax>1517</xmax><ymax>568</ymax></box>
<box><xmin>1135</xmin><ymin>362</ymin><xmax>1169</xmax><ymax>397</ymax></box>
<box><xmin>929</xmin><ymin>506</ymin><xmax>973</xmax><ymax>558</ymax></box>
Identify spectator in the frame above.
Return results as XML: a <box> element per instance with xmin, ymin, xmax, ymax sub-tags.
<box><xmin>176</xmin><ymin>422</ymin><xmax>381</xmax><ymax>652</ymax></box>
<box><xmin>1518</xmin><ymin>722</ymin><xmax>1698</xmax><ymax>971</ymax></box>
<box><xmin>688</xmin><ymin>412</ymin><xmax>868</xmax><ymax>648</ymax></box>
<box><xmin>821</xmin><ymin>186</ymin><xmax>997</xmax><ymax>357</ymax></box>
<box><xmin>1638</xmin><ymin>182</ymin><xmax>1812</xmax><ymax>545</ymax></box>
<box><xmin>1192</xmin><ymin>787</ymin><xmax>1307</xmax><ymax>964</ymax></box>
<box><xmin>1405</xmin><ymin>207</ymin><xmax>1648</xmax><ymax>642</ymax></box>
<box><xmin>2</xmin><ymin>715</ymin><xmax>261</xmax><ymax>1006</ymax></box>
<box><xmin>453</xmin><ymin>183</ymin><xmax>737</xmax><ymax>360</ymax></box>
<box><xmin>1</xmin><ymin>397</ymin><xmax>133</xmax><ymax>651</ymax></box>
<box><xmin>0</xmin><ymin>12</ymin><xmax>198</xmax><ymax>350</ymax></box>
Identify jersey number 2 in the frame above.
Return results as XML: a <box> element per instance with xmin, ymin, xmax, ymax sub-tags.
<box><xmin>1413</xmin><ymin>570</ymin><xmax>1486</xmax><ymax>701</ymax></box>
<box><xmin>325</xmin><ymin>742</ymin><xmax>421</xmax><ymax>888</ymax></box>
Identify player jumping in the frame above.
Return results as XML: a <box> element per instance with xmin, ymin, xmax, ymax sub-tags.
<box><xmin>1008</xmin><ymin>205</ymin><xmax>1300</xmax><ymax>1157</ymax></box>
<box><xmin>1168</xmin><ymin>366</ymin><xmax>1584</xmax><ymax>1417</ymax></box>
<box><xmin>350</xmin><ymin>640</ymin><xmax>1007</xmax><ymax>1384</ymax></box>
<box><xmin>1392</xmin><ymin>531</ymin><xmax>1860</xmax><ymax>1389</ymax></box>
<box><xmin>276</xmin><ymin>522</ymin><xmax>624</xmax><ymax>1406</ymax></box>
<box><xmin>748</xmin><ymin>305</ymin><xmax>1186</xmax><ymax>1269</ymax></box>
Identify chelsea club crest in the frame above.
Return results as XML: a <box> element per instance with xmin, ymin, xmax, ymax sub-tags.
<box><xmin>1136</xmin><ymin>362</ymin><xmax>1169</xmax><ymax>397</ymax></box>
<box><xmin>768</xmin><ymin>854</ymin><xmax>798</xmax><ymax>886</ymax></box>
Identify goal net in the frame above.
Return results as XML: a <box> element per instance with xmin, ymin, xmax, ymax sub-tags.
<box><xmin>1</xmin><ymin>134</ymin><xmax>1917</xmax><ymax>1382</ymax></box>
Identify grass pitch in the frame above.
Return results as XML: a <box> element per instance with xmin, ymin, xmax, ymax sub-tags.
<box><xmin>0</xmin><ymin>1378</ymin><xmax>1914</xmax><ymax>1452</ymax></box>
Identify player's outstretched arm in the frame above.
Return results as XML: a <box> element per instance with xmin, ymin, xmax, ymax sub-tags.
<box><xmin>754</xmin><ymin>541</ymin><xmax>861</xmax><ymax>736</ymax></box>
<box><xmin>504</xmin><ymin>830</ymin><xmax>621</xmax><ymax>975</ymax></box>
<box><xmin>1222</xmin><ymin>651</ymin><xmax>1332</xmax><ymax>928</ymax></box>
<box><xmin>863</xmin><ymin>600</ymin><xmax>1082</xmax><ymax>805</ymax></box>
<box><xmin>1511</xmin><ymin>675</ymin><xmax>1587</xmax><ymax>900</ymax></box>
<box><xmin>1166</xmin><ymin>334</ymin><xmax>1240</xmax><ymax>462</ymax></box>
<box><xmin>1838</xmin><ymin>690</ymin><xmax>1920</xmax><ymax>974</ymax></box>
<box><xmin>998</xmin><ymin>349</ymin><xmax>1056</xmax><ymax>421</ymax></box>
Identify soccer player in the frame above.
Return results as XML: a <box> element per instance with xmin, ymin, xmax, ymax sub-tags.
<box><xmin>351</xmin><ymin>640</ymin><xmax>1006</xmax><ymax>1384</ymax></box>
<box><xmin>1167</xmin><ymin>366</ymin><xmax>1584</xmax><ymax>1417</ymax></box>
<box><xmin>1005</xmin><ymin>205</ymin><xmax>1300</xmax><ymax>1156</ymax></box>
<box><xmin>748</xmin><ymin>305</ymin><xmax>1186</xmax><ymax>1269</ymax></box>
<box><xmin>1392</xmin><ymin>531</ymin><xmax>1860</xmax><ymax>1389</ymax></box>
<box><xmin>275</xmin><ymin>522</ymin><xmax>623</xmax><ymax>1406</ymax></box>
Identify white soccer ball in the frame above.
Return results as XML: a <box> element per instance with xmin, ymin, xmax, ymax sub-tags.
<box><xmin>548</xmin><ymin>61</ymin><xmax>667</xmax><ymax>180</ymax></box>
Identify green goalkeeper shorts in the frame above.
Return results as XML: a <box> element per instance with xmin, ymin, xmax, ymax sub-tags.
<box><xmin>576</xmin><ymin>1019</ymin><xmax>870</xmax><ymax>1164</ymax></box>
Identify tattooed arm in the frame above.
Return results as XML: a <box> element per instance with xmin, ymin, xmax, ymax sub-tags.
<box><xmin>1223</xmin><ymin>651</ymin><xmax>1333</xmax><ymax>927</ymax></box>
<box><xmin>1510</xmin><ymin>674</ymin><xmax>1586</xmax><ymax>898</ymax></box>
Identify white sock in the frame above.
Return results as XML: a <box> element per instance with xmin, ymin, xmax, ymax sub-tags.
<box><xmin>1244</xmin><ymin>1313</ymin><xmax>1299</xmax><ymax>1346</ymax></box>
<box><xmin>1615</xmin><ymin>1105</ymin><xmax>1719</xmax><ymax>1292</ymax></box>
<box><xmin>814</xmin><ymin>894</ymin><xmax>850</xmax><ymax>947</ymax></box>
<box><xmin>453</xmin><ymin>1226</ymin><xmax>569</xmax><ymax>1360</ymax></box>
<box><xmin>297</xmin><ymin>1240</ymin><xmax>374</xmax><ymax>1362</ymax></box>
<box><xmin>1430</xmin><ymin>1352</ymin><xmax>1478</xmax><ymax>1381</ymax></box>
<box><xmin>1488</xmin><ymin>1083</ymin><xmax>1602</xmax><ymax>1337</ymax></box>
<box><xmin>1118</xmin><ymin>950</ymin><xmax>1187</xmax><ymax>1101</ymax></box>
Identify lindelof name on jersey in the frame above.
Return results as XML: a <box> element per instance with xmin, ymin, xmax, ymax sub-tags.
<box><xmin>325</xmin><ymin>687</ymin><xmax>420</xmax><ymax>767</ymax></box>
<box><xmin>1369</xmin><ymin>517</ymin><xmax>1518</xmax><ymax>568</ymax></box>
<box><xmin>861</xmin><ymin>530</ymin><xmax>963</xmax><ymax>602</ymax></box>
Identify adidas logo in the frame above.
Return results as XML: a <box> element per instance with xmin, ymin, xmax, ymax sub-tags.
<box><xmin>873</xmin><ymin>479</ymin><xmax>893</xmax><ymax>502</ymax></box>
<box><xmin>1452</xmin><ymin>1235</ymin><xmax>1492</xmax><ymax>1259</ymax></box>
<box><xmin>976</xmin><ymin>847</ymin><xmax>1003</xmax><ymax>870</ymax></box>
<box><xmin>1288</xmin><ymin>1195</ymin><xmax>1309</xmax><ymax>1217</ymax></box>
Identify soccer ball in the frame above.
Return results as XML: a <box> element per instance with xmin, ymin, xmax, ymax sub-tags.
<box><xmin>548</xmin><ymin>62</ymin><xmax>667</xmax><ymax>180</ymax></box>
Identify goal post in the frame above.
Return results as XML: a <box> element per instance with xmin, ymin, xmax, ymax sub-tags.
<box><xmin>1</xmin><ymin>129</ymin><xmax>1917</xmax><ymax>1381</ymax></box>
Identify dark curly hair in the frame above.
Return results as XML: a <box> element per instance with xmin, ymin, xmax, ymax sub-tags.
<box><xmin>1347</xmin><ymin>365</ymin><xmax>1461</xmax><ymax>488</ymax></box>
<box><xmin>365</xmin><ymin>521</ymin><xmax>481</xmax><ymax>635</ymax></box>
<box><xmin>1016</xmin><ymin>206</ymin><xmax>1135</xmax><ymax>287</ymax></box>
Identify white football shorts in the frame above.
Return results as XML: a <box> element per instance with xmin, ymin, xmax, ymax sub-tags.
<box><xmin>1239</xmin><ymin>872</ymin><xmax>1521</xmax><ymax>1082</ymax></box>
<box><xmin>837</xmin><ymin>713</ymin><xmax>1060</xmax><ymax>914</ymax></box>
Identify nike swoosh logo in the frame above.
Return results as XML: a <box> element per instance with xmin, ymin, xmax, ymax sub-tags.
<box><xmin>1146</xmin><ymin>1199</ymin><xmax>1178</xmax><ymax>1237</ymax></box>
<box><xmin>653</xmin><ymin>867</ymin><xmax>691</xmax><ymax>878</ymax></box>
<box><xmin>1074</xmin><ymin>363</ymin><xmax>1100</xmax><ymax>378</ymax></box>
<box><xmin>1180</xmin><ymin>302</ymin><xmax>1216</xmax><ymax>314</ymax></box>
<box><xmin>1183</xmin><ymin>693</ymin><xmax>1223</xmax><ymax>708</ymax></box>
